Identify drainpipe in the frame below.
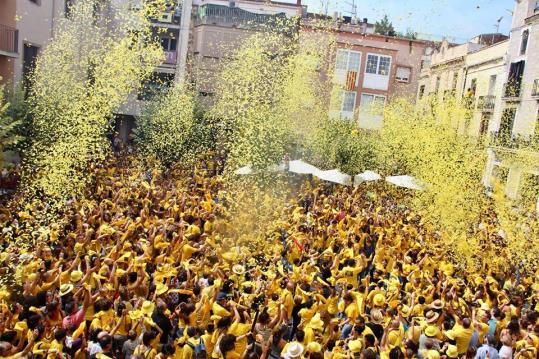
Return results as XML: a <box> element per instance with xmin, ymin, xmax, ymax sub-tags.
<box><xmin>176</xmin><ymin>0</ymin><xmax>192</xmax><ymax>85</ymax></box>
<box><xmin>51</xmin><ymin>0</ymin><xmax>55</xmax><ymax>38</ymax></box>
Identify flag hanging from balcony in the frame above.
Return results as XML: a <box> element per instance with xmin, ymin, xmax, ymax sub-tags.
<box><xmin>345</xmin><ymin>71</ymin><xmax>358</xmax><ymax>91</ymax></box>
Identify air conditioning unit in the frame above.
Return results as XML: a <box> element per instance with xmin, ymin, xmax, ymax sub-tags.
<box><xmin>159</xmin><ymin>12</ymin><xmax>173</xmax><ymax>23</ymax></box>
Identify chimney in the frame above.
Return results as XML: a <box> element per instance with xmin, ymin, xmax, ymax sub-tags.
<box><xmin>363</xmin><ymin>17</ymin><xmax>368</xmax><ymax>24</ymax></box>
<box><xmin>296</xmin><ymin>0</ymin><xmax>301</xmax><ymax>5</ymax></box>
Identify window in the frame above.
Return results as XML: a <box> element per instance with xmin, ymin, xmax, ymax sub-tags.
<box><xmin>341</xmin><ymin>91</ymin><xmax>356</xmax><ymax>112</ymax></box>
<box><xmin>520</xmin><ymin>30</ymin><xmax>529</xmax><ymax>55</ymax></box>
<box><xmin>418</xmin><ymin>85</ymin><xmax>425</xmax><ymax>99</ymax></box>
<box><xmin>435</xmin><ymin>76</ymin><xmax>441</xmax><ymax>93</ymax></box>
<box><xmin>535</xmin><ymin>0</ymin><xmax>539</xmax><ymax>12</ymax></box>
<box><xmin>29</xmin><ymin>0</ymin><xmax>41</xmax><ymax>5</ymax></box>
<box><xmin>335</xmin><ymin>49</ymin><xmax>361</xmax><ymax>72</ymax></box>
<box><xmin>379</xmin><ymin>56</ymin><xmax>391</xmax><ymax>75</ymax></box>
<box><xmin>452</xmin><ymin>72</ymin><xmax>459</xmax><ymax>90</ymax></box>
<box><xmin>396</xmin><ymin>66</ymin><xmax>411</xmax><ymax>83</ymax></box>
<box><xmin>161</xmin><ymin>37</ymin><xmax>177</xmax><ymax>51</ymax></box>
<box><xmin>65</xmin><ymin>0</ymin><xmax>74</xmax><ymax>16</ymax></box>
<box><xmin>366</xmin><ymin>55</ymin><xmax>378</xmax><ymax>74</ymax></box>
<box><xmin>360</xmin><ymin>93</ymin><xmax>386</xmax><ymax>115</ymax></box>
<box><xmin>365</xmin><ymin>54</ymin><xmax>391</xmax><ymax>76</ymax></box>
<box><xmin>23</xmin><ymin>44</ymin><xmax>39</xmax><ymax>90</ymax></box>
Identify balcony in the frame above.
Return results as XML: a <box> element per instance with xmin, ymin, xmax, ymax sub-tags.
<box><xmin>195</xmin><ymin>4</ymin><xmax>292</xmax><ymax>32</ymax></box>
<box><xmin>477</xmin><ymin>95</ymin><xmax>495</xmax><ymax>112</ymax></box>
<box><xmin>532</xmin><ymin>79</ymin><xmax>539</xmax><ymax>98</ymax></box>
<box><xmin>0</xmin><ymin>24</ymin><xmax>18</xmax><ymax>56</ymax></box>
<box><xmin>490</xmin><ymin>131</ymin><xmax>539</xmax><ymax>151</ymax></box>
<box><xmin>164</xmin><ymin>50</ymin><xmax>177</xmax><ymax>65</ymax></box>
<box><xmin>502</xmin><ymin>82</ymin><xmax>522</xmax><ymax>101</ymax></box>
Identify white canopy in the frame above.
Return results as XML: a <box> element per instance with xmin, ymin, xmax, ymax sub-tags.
<box><xmin>354</xmin><ymin>170</ymin><xmax>382</xmax><ymax>186</ymax></box>
<box><xmin>316</xmin><ymin>169</ymin><xmax>352</xmax><ymax>186</ymax></box>
<box><xmin>234</xmin><ymin>165</ymin><xmax>254</xmax><ymax>175</ymax></box>
<box><xmin>267</xmin><ymin>163</ymin><xmax>286</xmax><ymax>172</ymax></box>
<box><xmin>385</xmin><ymin>175</ymin><xmax>424</xmax><ymax>190</ymax></box>
<box><xmin>288</xmin><ymin>160</ymin><xmax>320</xmax><ymax>175</ymax></box>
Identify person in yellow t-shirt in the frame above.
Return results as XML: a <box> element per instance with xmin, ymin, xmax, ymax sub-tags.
<box><xmin>451</xmin><ymin>317</ymin><xmax>474</xmax><ymax>355</ymax></box>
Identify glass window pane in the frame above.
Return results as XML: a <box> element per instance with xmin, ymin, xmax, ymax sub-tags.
<box><xmin>360</xmin><ymin>93</ymin><xmax>374</xmax><ymax>109</ymax></box>
<box><xmin>366</xmin><ymin>54</ymin><xmax>378</xmax><ymax>74</ymax></box>
<box><xmin>342</xmin><ymin>91</ymin><xmax>356</xmax><ymax>112</ymax></box>
<box><xmin>378</xmin><ymin>56</ymin><xmax>391</xmax><ymax>76</ymax></box>
<box><xmin>348</xmin><ymin>52</ymin><xmax>361</xmax><ymax>71</ymax></box>
<box><xmin>335</xmin><ymin>49</ymin><xmax>348</xmax><ymax>71</ymax></box>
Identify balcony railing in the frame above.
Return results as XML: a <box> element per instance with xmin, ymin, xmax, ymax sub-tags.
<box><xmin>164</xmin><ymin>50</ymin><xmax>177</xmax><ymax>65</ymax></box>
<box><xmin>502</xmin><ymin>82</ymin><xmax>522</xmax><ymax>100</ymax></box>
<box><xmin>0</xmin><ymin>24</ymin><xmax>18</xmax><ymax>55</ymax></box>
<box><xmin>477</xmin><ymin>95</ymin><xmax>495</xmax><ymax>111</ymax></box>
<box><xmin>532</xmin><ymin>79</ymin><xmax>539</xmax><ymax>97</ymax></box>
<box><xmin>490</xmin><ymin>131</ymin><xmax>539</xmax><ymax>151</ymax></box>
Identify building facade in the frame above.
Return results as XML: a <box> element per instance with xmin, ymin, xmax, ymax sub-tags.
<box><xmin>0</xmin><ymin>0</ymin><xmax>18</xmax><ymax>85</ymax></box>
<box><xmin>484</xmin><ymin>0</ymin><xmax>539</xmax><ymax>211</ymax></box>
<box><xmin>308</xmin><ymin>20</ymin><xmax>433</xmax><ymax>130</ymax></box>
<box><xmin>417</xmin><ymin>1</ymin><xmax>539</xmax><ymax>210</ymax></box>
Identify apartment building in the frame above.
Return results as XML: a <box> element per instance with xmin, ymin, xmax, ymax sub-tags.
<box><xmin>0</xmin><ymin>1</ymin><xmax>18</xmax><ymax>85</ymax></box>
<box><xmin>417</xmin><ymin>34</ymin><xmax>507</xmax><ymax>104</ymax></box>
<box><xmin>315</xmin><ymin>20</ymin><xmax>432</xmax><ymax>130</ymax></box>
<box><xmin>189</xmin><ymin>0</ymin><xmax>303</xmax><ymax>100</ymax></box>
<box><xmin>483</xmin><ymin>0</ymin><xmax>539</xmax><ymax>211</ymax></box>
<box><xmin>0</xmin><ymin>0</ymin><xmax>65</xmax><ymax>86</ymax></box>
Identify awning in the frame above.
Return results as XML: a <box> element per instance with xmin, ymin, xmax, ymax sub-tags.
<box><xmin>234</xmin><ymin>165</ymin><xmax>254</xmax><ymax>175</ymax></box>
<box><xmin>385</xmin><ymin>175</ymin><xmax>424</xmax><ymax>190</ymax></box>
<box><xmin>288</xmin><ymin>160</ymin><xmax>320</xmax><ymax>175</ymax></box>
<box><xmin>316</xmin><ymin>169</ymin><xmax>352</xmax><ymax>186</ymax></box>
<box><xmin>354</xmin><ymin>170</ymin><xmax>382</xmax><ymax>186</ymax></box>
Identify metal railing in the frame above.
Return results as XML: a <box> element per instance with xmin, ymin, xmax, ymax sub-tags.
<box><xmin>0</xmin><ymin>24</ymin><xmax>18</xmax><ymax>54</ymax></box>
<box><xmin>502</xmin><ymin>81</ymin><xmax>522</xmax><ymax>99</ymax></box>
<box><xmin>490</xmin><ymin>131</ymin><xmax>539</xmax><ymax>151</ymax></box>
<box><xmin>532</xmin><ymin>79</ymin><xmax>539</xmax><ymax>97</ymax></box>
<box><xmin>164</xmin><ymin>50</ymin><xmax>177</xmax><ymax>65</ymax></box>
<box><xmin>477</xmin><ymin>95</ymin><xmax>495</xmax><ymax>110</ymax></box>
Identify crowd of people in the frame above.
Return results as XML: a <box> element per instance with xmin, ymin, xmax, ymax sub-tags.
<box><xmin>0</xmin><ymin>159</ymin><xmax>538</xmax><ymax>359</ymax></box>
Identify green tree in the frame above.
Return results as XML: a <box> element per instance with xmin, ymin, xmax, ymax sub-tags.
<box><xmin>0</xmin><ymin>83</ymin><xmax>23</xmax><ymax>167</ymax></box>
<box><xmin>374</xmin><ymin>15</ymin><xmax>396</xmax><ymax>37</ymax></box>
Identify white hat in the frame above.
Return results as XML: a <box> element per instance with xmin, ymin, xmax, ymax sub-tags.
<box><xmin>286</xmin><ymin>343</ymin><xmax>304</xmax><ymax>358</ymax></box>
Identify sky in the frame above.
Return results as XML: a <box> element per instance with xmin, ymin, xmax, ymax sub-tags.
<box><xmin>299</xmin><ymin>0</ymin><xmax>515</xmax><ymax>43</ymax></box>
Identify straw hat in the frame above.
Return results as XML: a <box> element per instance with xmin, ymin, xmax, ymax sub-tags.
<box><xmin>232</xmin><ymin>264</ymin><xmax>245</xmax><ymax>275</ymax></box>
<box><xmin>425</xmin><ymin>310</ymin><xmax>440</xmax><ymax>323</ymax></box>
<box><xmin>446</xmin><ymin>345</ymin><xmax>459</xmax><ymax>358</ymax></box>
<box><xmin>430</xmin><ymin>299</ymin><xmax>444</xmax><ymax>310</ymax></box>
<box><xmin>141</xmin><ymin>300</ymin><xmax>155</xmax><ymax>316</ymax></box>
<box><xmin>425</xmin><ymin>325</ymin><xmax>439</xmax><ymax>338</ymax></box>
<box><xmin>70</xmin><ymin>271</ymin><xmax>83</xmax><ymax>283</ymax></box>
<box><xmin>444</xmin><ymin>330</ymin><xmax>456</xmax><ymax>340</ymax></box>
<box><xmin>400</xmin><ymin>305</ymin><xmax>411</xmax><ymax>317</ymax></box>
<box><xmin>427</xmin><ymin>350</ymin><xmax>440</xmax><ymax>359</ymax></box>
<box><xmin>60</xmin><ymin>283</ymin><xmax>74</xmax><ymax>296</ymax></box>
<box><xmin>371</xmin><ymin>309</ymin><xmax>384</xmax><ymax>324</ymax></box>
<box><xmin>286</xmin><ymin>343</ymin><xmax>304</xmax><ymax>358</ymax></box>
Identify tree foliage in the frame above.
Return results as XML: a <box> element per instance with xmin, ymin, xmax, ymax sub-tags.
<box><xmin>374</xmin><ymin>15</ymin><xmax>396</xmax><ymax>37</ymax></box>
<box><xmin>0</xmin><ymin>84</ymin><xmax>24</xmax><ymax>167</ymax></box>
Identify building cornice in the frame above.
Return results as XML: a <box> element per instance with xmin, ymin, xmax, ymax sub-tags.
<box><xmin>525</xmin><ymin>12</ymin><xmax>539</xmax><ymax>25</ymax></box>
